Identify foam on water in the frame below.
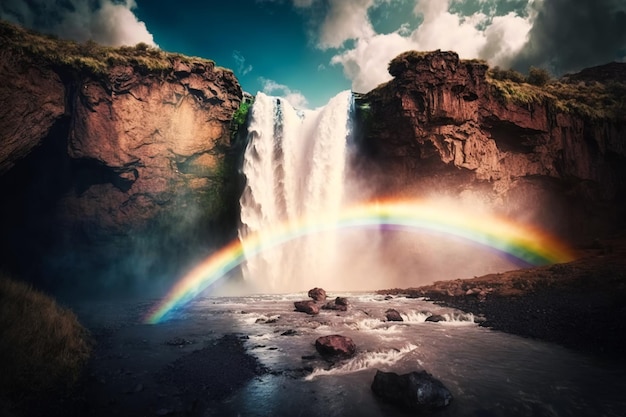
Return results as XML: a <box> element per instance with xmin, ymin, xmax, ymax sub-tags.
<box><xmin>304</xmin><ymin>343</ymin><xmax>419</xmax><ymax>380</ymax></box>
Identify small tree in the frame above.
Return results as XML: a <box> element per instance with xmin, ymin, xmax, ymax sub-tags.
<box><xmin>135</xmin><ymin>42</ymin><xmax>150</xmax><ymax>52</ymax></box>
<box><xmin>527</xmin><ymin>66</ymin><xmax>551</xmax><ymax>86</ymax></box>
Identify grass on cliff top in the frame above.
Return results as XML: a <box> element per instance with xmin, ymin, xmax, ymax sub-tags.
<box><xmin>487</xmin><ymin>67</ymin><xmax>626</xmax><ymax>120</ymax></box>
<box><xmin>382</xmin><ymin>50</ymin><xmax>625</xmax><ymax>121</ymax></box>
<box><xmin>0</xmin><ymin>19</ymin><xmax>223</xmax><ymax>76</ymax></box>
<box><xmin>0</xmin><ymin>273</ymin><xmax>92</xmax><ymax>411</ymax></box>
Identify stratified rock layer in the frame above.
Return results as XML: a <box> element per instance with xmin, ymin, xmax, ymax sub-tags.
<box><xmin>358</xmin><ymin>50</ymin><xmax>626</xmax><ymax>240</ymax></box>
<box><xmin>0</xmin><ymin>23</ymin><xmax>242</xmax><ymax>291</ymax></box>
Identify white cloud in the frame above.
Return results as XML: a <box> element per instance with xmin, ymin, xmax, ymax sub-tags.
<box><xmin>232</xmin><ymin>50</ymin><xmax>253</xmax><ymax>76</ymax></box>
<box><xmin>318</xmin><ymin>0</ymin><xmax>376</xmax><ymax>48</ymax></box>
<box><xmin>259</xmin><ymin>77</ymin><xmax>309</xmax><ymax>109</ymax></box>
<box><xmin>330</xmin><ymin>31</ymin><xmax>415</xmax><ymax>92</ymax></box>
<box><xmin>320</xmin><ymin>0</ymin><xmax>533</xmax><ymax>93</ymax></box>
<box><xmin>0</xmin><ymin>0</ymin><xmax>155</xmax><ymax>47</ymax></box>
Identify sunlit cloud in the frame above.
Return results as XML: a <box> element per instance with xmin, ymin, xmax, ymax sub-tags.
<box><xmin>0</xmin><ymin>0</ymin><xmax>156</xmax><ymax>46</ymax></box>
<box><xmin>323</xmin><ymin>0</ymin><xmax>533</xmax><ymax>92</ymax></box>
<box><xmin>318</xmin><ymin>0</ymin><xmax>376</xmax><ymax>48</ymax></box>
<box><xmin>304</xmin><ymin>0</ymin><xmax>626</xmax><ymax>92</ymax></box>
<box><xmin>259</xmin><ymin>77</ymin><xmax>309</xmax><ymax>108</ymax></box>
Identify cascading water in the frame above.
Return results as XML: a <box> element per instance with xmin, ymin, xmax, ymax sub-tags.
<box><xmin>239</xmin><ymin>91</ymin><xmax>354</xmax><ymax>293</ymax></box>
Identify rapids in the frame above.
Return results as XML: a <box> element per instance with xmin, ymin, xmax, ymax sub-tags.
<box><xmin>107</xmin><ymin>293</ymin><xmax>626</xmax><ymax>417</ymax></box>
<box><xmin>188</xmin><ymin>293</ymin><xmax>626</xmax><ymax>416</ymax></box>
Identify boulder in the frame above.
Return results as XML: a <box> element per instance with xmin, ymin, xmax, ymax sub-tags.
<box><xmin>308</xmin><ymin>287</ymin><xmax>327</xmax><ymax>302</ymax></box>
<box><xmin>294</xmin><ymin>300</ymin><xmax>319</xmax><ymax>315</ymax></box>
<box><xmin>425</xmin><ymin>314</ymin><xmax>446</xmax><ymax>323</ymax></box>
<box><xmin>322</xmin><ymin>297</ymin><xmax>349</xmax><ymax>311</ymax></box>
<box><xmin>315</xmin><ymin>335</ymin><xmax>356</xmax><ymax>358</ymax></box>
<box><xmin>385</xmin><ymin>309</ymin><xmax>404</xmax><ymax>322</ymax></box>
<box><xmin>335</xmin><ymin>297</ymin><xmax>349</xmax><ymax>306</ymax></box>
<box><xmin>371</xmin><ymin>370</ymin><xmax>452</xmax><ymax>412</ymax></box>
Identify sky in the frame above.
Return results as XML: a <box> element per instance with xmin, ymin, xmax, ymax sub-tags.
<box><xmin>1</xmin><ymin>0</ymin><xmax>625</xmax><ymax>108</ymax></box>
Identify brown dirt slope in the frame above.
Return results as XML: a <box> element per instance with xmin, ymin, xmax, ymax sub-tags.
<box><xmin>379</xmin><ymin>236</ymin><xmax>626</xmax><ymax>361</ymax></box>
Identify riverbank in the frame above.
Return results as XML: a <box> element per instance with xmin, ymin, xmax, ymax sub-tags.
<box><xmin>378</xmin><ymin>235</ymin><xmax>626</xmax><ymax>362</ymax></box>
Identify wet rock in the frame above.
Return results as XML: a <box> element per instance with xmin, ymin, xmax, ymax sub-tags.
<box><xmin>385</xmin><ymin>309</ymin><xmax>404</xmax><ymax>322</ymax></box>
<box><xmin>255</xmin><ymin>315</ymin><xmax>280</xmax><ymax>324</ymax></box>
<box><xmin>425</xmin><ymin>314</ymin><xmax>446</xmax><ymax>323</ymax></box>
<box><xmin>294</xmin><ymin>300</ymin><xmax>320</xmax><ymax>315</ymax></box>
<box><xmin>371</xmin><ymin>370</ymin><xmax>453</xmax><ymax>412</ymax></box>
<box><xmin>281</xmin><ymin>329</ymin><xmax>297</xmax><ymax>336</ymax></box>
<box><xmin>322</xmin><ymin>297</ymin><xmax>349</xmax><ymax>311</ymax></box>
<box><xmin>335</xmin><ymin>297</ymin><xmax>349</xmax><ymax>306</ymax></box>
<box><xmin>315</xmin><ymin>335</ymin><xmax>356</xmax><ymax>358</ymax></box>
<box><xmin>308</xmin><ymin>287</ymin><xmax>327</xmax><ymax>302</ymax></box>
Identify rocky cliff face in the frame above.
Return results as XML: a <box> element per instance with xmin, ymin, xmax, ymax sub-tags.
<box><xmin>357</xmin><ymin>51</ymin><xmax>626</xmax><ymax>240</ymax></box>
<box><xmin>0</xmin><ymin>23</ymin><xmax>242</xmax><ymax>292</ymax></box>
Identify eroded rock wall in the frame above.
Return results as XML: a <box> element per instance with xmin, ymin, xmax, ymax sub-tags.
<box><xmin>0</xmin><ymin>38</ymin><xmax>242</xmax><ymax>292</ymax></box>
<box><xmin>358</xmin><ymin>51</ymin><xmax>626</xmax><ymax>240</ymax></box>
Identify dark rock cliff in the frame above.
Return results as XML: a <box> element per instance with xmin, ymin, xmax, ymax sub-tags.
<box><xmin>2</xmin><ymin>22</ymin><xmax>624</xmax><ymax>293</ymax></box>
<box><xmin>356</xmin><ymin>50</ymin><xmax>626</xmax><ymax>240</ymax></box>
<box><xmin>0</xmin><ymin>22</ymin><xmax>242</xmax><ymax>293</ymax></box>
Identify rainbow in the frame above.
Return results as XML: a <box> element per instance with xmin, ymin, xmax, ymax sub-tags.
<box><xmin>145</xmin><ymin>199</ymin><xmax>575</xmax><ymax>324</ymax></box>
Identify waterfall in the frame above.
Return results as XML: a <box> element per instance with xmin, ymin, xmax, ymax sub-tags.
<box><xmin>238</xmin><ymin>90</ymin><xmax>354</xmax><ymax>293</ymax></box>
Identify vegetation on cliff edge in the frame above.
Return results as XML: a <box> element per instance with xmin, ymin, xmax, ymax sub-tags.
<box><xmin>487</xmin><ymin>65</ymin><xmax>626</xmax><ymax>120</ymax></box>
<box><xmin>0</xmin><ymin>19</ymin><xmax>226</xmax><ymax>76</ymax></box>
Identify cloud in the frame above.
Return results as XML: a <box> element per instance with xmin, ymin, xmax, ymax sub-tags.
<box><xmin>511</xmin><ymin>0</ymin><xmax>626</xmax><ymax>74</ymax></box>
<box><xmin>326</xmin><ymin>0</ymin><xmax>532</xmax><ymax>93</ymax></box>
<box><xmin>318</xmin><ymin>0</ymin><xmax>376</xmax><ymax>48</ymax></box>
<box><xmin>232</xmin><ymin>50</ymin><xmax>253</xmax><ymax>76</ymax></box>
<box><xmin>0</xmin><ymin>0</ymin><xmax>155</xmax><ymax>47</ymax></box>
<box><xmin>259</xmin><ymin>77</ymin><xmax>309</xmax><ymax>108</ymax></box>
<box><xmin>311</xmin><ymin>0</ymin><xmax>626</xmax><ymax>93</ymax></box>
<box><xmin>330</xmin><ymin>31</ymin><xmax>415</xmax><ymax>92</ymax></box>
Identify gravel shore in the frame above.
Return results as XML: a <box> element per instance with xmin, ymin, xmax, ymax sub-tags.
<box><xmin>379</xmin><ymin>237</ymin><xmax>626</xmax><ymax>363</ymax></box>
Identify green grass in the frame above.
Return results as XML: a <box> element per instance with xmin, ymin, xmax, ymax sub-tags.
<box><xmin>0</xmin><ymin>273</ymin><xmax>92</xmax><ymax>411</ymax></box>
<box><xmin>486</xmin><ymin>67</ymin><xmax>626</xmax><ymax>120</ymax></box>
<box><xmin>232</xmin><ymin>100</ymin><xmax>252</xmax><ymax>129</ymax></box>
<box><xmin>0</xmin><ymin>19</ymin><xmax>222</xmax><ymax>76</ymax></box>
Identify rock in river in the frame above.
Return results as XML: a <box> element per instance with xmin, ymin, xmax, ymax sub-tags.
<box><xmin>385</xmin><ymin>308</ymin><xmax>404</xmax><ymax>322</ymax></box>
<box><xmin>308</xmin><ymin>287</ymin><xmax>327</xmax><ymax>302</ymax></box>
<box><xmin>294</xmin><ymin>300</ymin><xmax>319</xmax><ymax>315</ymax></box>
<box><xmin>371</xmin><ymin>370</ymin><xmax>453</xmax><ymax>412</ymax></box>
<box><xmin>315</xmin><ymin>335</ymin><xmax>356</xmax><ymax>358</ymax></box>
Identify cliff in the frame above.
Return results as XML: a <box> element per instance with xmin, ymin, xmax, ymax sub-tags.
<box><xmin>357</xmin><ymin>50</ymin><xmax>626</xmax><ymax>240</ymax></box>
<box><xmin>0</xmin><ymin>21</ymin><xmax>242</xmax><ymax>292</ymax></box>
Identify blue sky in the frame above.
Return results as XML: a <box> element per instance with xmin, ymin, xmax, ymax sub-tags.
<box><xmin>132</xmin><ymin>1</ymin><xmax>350</xmax><ymax>108</ymax></box>
<box><xmin>1</xmin><ymin>0</ymin><xmax>625</xmax><ymax>108</ymax></box>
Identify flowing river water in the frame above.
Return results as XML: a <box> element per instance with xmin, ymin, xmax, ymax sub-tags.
<box><xmin>73</xmin><ymin>92</ymin><xmax>625</xmax><ymax>416</ymax></box>
<box><xmin>76</xmin><ymin>292</ymin><xmax>626</xmax><ymax>417</ymax></box>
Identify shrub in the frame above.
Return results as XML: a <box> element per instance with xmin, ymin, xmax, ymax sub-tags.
<box><xmin>134</xmin><ymin>41</ymin><xmax>150</xmax><ymax>51</ymax></box>
<box><xmin>233</xmin><ymin>100</ymin><xmax>251</xmax><ymax>128</ymax></box>
<box><xmin>489</xmin><ymin>66</ymin><xmax>526</xmax><ymax>83</ymax></box>
<box><xmin>527</xmin><ymin>66</ymin><xmax>552</xmax><ymax>86</ymax></box>
<box><xmin>0</xmin><ymin>274</ymin><xmax>92</xmax><ymax>411</ymax></box>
